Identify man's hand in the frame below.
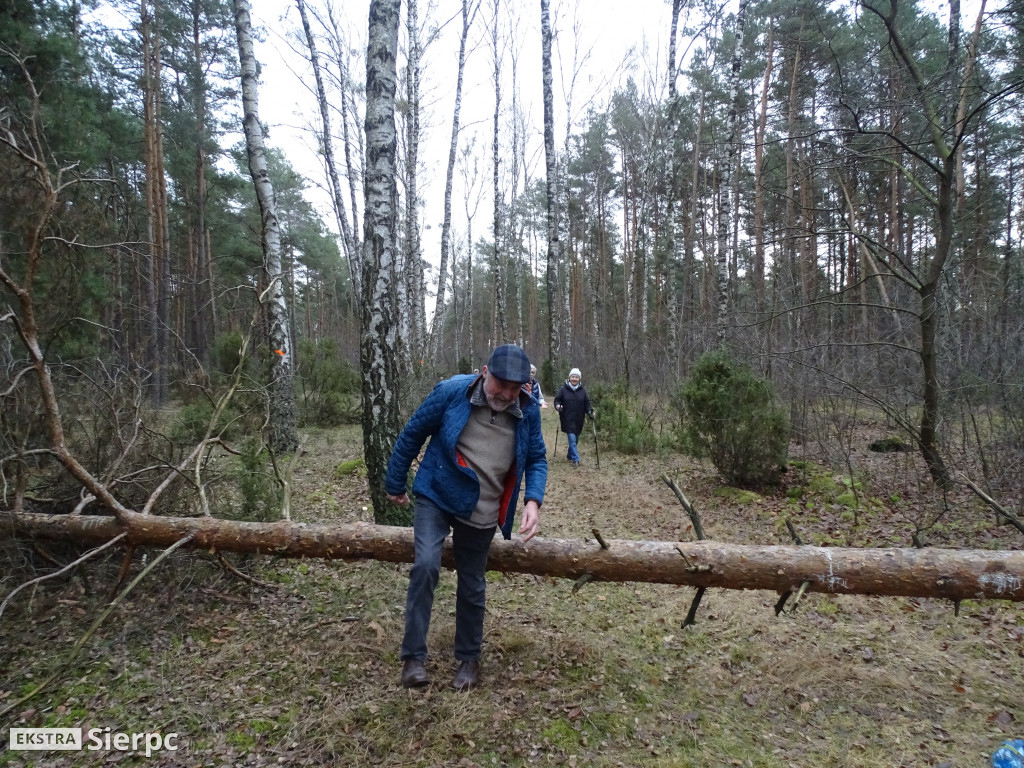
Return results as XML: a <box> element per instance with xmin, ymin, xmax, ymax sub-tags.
<box><xmin>519</xmin><ymin>499</ymin><xmax>540</xmax><ymax>542</ymax></box>
<box><xmin>388</xmin><ymin>492</ymin><xmax>410</xmax><ymax>506</ymax></box>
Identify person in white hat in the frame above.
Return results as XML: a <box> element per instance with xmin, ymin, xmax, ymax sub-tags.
<box><xmin>553</xmin><ymin>367</ymin><xmax>594</xmax><ymax>467</ymax></box>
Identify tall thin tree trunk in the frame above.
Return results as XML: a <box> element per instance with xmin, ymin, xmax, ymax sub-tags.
<box><xmin>361</xmin><ymin>0</ymin><xmax>406</xmax><ymax>523</ymax></box>
<box><xmin>753</xmin><ymin>23</ymin><xmax>773</xmax><ymax>301</ymax></box>
<box><xmin>685</xmin><ymin>92</ymin><xmax>705</xmax><ymax>326</ymax></box>
<box><xmin>141</xmin><ymin>0</ymin><xmax>169</xmax><ymax>406</ymax></box>
<box><xmin>860</xmin><ymin>0</ymin><xmax>990</xmax><ymax>486</ymax></box>
<box><xmin>233</xmin><ymin>0</ymin><xmax>298</xmax><ymax>454</ymax></box>
<box><xmin>402</xmin><ymin>0</ymin><xmax>425</xmax><ymax>368</ymax></box>
<box><xmin>431</xmin><ymin>0</ymin><xmax>476</xmax><ymax>362</ymax></box>
<box><xmin>491</xmin><ymin>0</ymin><xmax>507</xmax><ymax>341</ymax></box>
<box><xmin>540</xmin><ymin>0</ymin><xmax>560</xmax><ymax>372</ymax></box>
<box><xmin>714</xmin><ymin>0</ymin><xmax>748</xmax><ymax>345</ymax></box>
<box><xmin>325</xmin><ymin>3</ymin><xmax>363</xmax><ymax>292</ymax></box>
<box><xmin>296</xmin><ymin>0</ymin><xmax>360</xmax><ymax>304</ymax></box>
<box><xmin>666</xmin><ymin>0</ymin><xmax>684</xmax><ymax>362</ymax></box>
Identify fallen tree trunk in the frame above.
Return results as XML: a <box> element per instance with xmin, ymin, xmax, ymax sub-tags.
<box><xmin>2</xmin><ymin>510</ymin><xmax>1022</xmax><ymax>602</ymax></box>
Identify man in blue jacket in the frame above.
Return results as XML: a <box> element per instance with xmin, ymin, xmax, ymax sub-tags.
<box><xmin>385</xmin><ymin>344</ymin><xmax>547</xmax><ymax>691</ymax></box>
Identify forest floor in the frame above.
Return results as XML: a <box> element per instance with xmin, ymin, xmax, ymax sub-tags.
<box><xmin>1</xmin><ymin>407</ymin><xmax>1022</xmax><ymax>767</ymax></box>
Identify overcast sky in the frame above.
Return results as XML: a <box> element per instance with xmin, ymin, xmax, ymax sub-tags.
<box><xmin>248</xmin><ymin>0</ymin><xmax>689</xmax><ymax>293</ymax></box>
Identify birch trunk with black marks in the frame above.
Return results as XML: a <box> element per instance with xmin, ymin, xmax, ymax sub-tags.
<box><xmin>361</xmin><ymin>0</ymin><xmax>407</xmax><ymax>524</ymax></box>
<box><xmin>233</xmin><ymin>0</ymin><xmax>298</xmax><ymax>454</ymax></box>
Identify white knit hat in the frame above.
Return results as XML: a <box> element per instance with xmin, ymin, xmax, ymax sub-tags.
<box><xmin>569</xmin><ymin>368</ymin><xmax>581</xmax><ymax>378</ymax></box>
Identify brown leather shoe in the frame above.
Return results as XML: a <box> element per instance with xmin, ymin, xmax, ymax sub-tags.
<box><xmin>401</xmin><ymin>659</ymin><xmax>430</xmax><ymax>688</ymax></box>
<box><xmin>450</xmin><ymin>660</ymin><xmax>480</xmax><ymax>691</ymax></box>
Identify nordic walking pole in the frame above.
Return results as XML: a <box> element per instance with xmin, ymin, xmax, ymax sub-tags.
<box><xmin>591</xmin><ymin>413</ymin><xmax>600</xmax><ymax>469</ymax></box>
<box><xmin>552</xmin><ymin>426</ymin><xmax>558</xmax><ymax>458</ymax></box>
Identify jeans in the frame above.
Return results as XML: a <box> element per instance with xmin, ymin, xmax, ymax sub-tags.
<box><xmin>566</xmin><ymin>432</ymin><xmax>580</xmax><ymax>463</ymax></box>
<box><xmin>401</xmin><ymin>496</ymin><xmax>496</xmax><ymax>662</ymax></box>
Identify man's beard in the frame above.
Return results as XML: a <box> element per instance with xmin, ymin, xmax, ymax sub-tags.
<box><xmin>486</xmin><ymin>393</ymin><xmax>513</xmax><ymax>411</ymax></box>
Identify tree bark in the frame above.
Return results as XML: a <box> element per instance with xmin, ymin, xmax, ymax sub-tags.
<box><xmin>541</xmin><ymin>0</ymin><xmax>560</xmax><ymax>372</ymax></box>
<box><xmin>491</xmin><ymin>0</ymin><xmax>507</xmax><ymax>342</ymax></box>
<box><xmin>403</xmin><ymin>0</ymin><xmax>425</xmax><ymax>368</ymax></box>
<box><xmin>233</xmin><ymin>0</ymin><xmax>299</xmax><ymax>454</ymax></box>
<box><xmin>714</xmin><ymin>0</ymin><xmax>748</xmax><ymax>346</ymax></box>
<box><xmin>752</xmin><ymin>23</ymin><xmax>773</xmax><ymax>302</ymax></box>
<box><xmin>141</xmin><ymin>0</ymin><xmax>169</xmax><ymax>407</ymax></box>
<box><xmin>4</xmin><ymin>511</ymin><xmax>1023</xmax><ymax>602</ymax></box>
<box><xmin>361</xmin><ymin>0</ymin><xmax>407</xmax><ymax>525</ymax></box>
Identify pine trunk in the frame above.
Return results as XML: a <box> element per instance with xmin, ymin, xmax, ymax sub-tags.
<box><xmin>714</xmin><ymin>0</ymin><xmax>748</xmax><ymax>346</ymax></box>
<box><xmin>5</xmin><ymin>511</ymin><xmax>1023</xmax><ymax>603</ymax></box>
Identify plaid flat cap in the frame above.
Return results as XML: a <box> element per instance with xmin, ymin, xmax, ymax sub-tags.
<box><xmin>487</xmin><ymin>344</ymin><xmax>532</xmax><ymax>384</ymax></box>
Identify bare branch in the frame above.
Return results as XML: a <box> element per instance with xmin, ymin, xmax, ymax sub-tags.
<box><xmin>0</xmin><ymin>533</ymin><xmax>194</xmax><ymax>719</ymax></box>
<box><xmin>0</xmin><ymin>533</ymin><xmax>128</xmax><ymax>621</ymax></box>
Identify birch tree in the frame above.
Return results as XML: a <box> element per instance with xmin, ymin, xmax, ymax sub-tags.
<box><xmin>431</xmin><ymin>0</ymin><xmax>479</xmax><ymax>361</ymax></box>
<box><xmin>324</xmin><ymin>1</ymin><xmax>365</xmax><ymax>296</ymax></box>
<box><xmin>233</xmin><ymin>0</ymin><xmax>299</xmax><ymax>454</ymax></box>
<box><xmin>402</xmin><ymin>0</ymin><xmax>426</xmax><ymax>370</ymax></box>
<box><xmin>361</xmin><ymin>0</ymin><xmax>406</xmax><ymax>524</ymax></box>
<box><xmin>295</xmin><ymin>0</ymin><xmax>361</xmax><ymax>303</ymax></box>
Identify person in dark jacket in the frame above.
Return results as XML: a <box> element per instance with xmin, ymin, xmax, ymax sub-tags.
<box><xmin>553</xmin><ymin>367</ymin><xmax>594</xmax><ymax>466</ymax></box>
<box><xmin>385</xmin><ymin>344</ymin><xmax>547</xmax><ymax>691</ymax></box>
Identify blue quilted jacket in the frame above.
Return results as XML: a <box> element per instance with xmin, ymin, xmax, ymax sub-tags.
<box><xmin>385</xmin><ymin>374</ymin><xmax>548</xmax><ymax>539</ymax></box>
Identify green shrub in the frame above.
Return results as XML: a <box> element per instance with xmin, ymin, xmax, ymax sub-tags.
<box><xmin>297</xmin><ymin>339</ymin><xmax>361</xmax><ymax>427</ymax></box>
<box><xmin>224</xmin><ymin>438</ymin><xmax>282</xmax><ymax>522</ymax></box>
<box><xmin>170</xmin><ymin>399</ymin><xmax>241</xmax><ymax>446</ymax></box>
<box><xmin>214</xmin><ymin>331</ymin><xmax>246</xmax><ymax>376</ymax></box>
<box><xmin>674</xmin><ymin>350</ymin><xmax>789</xmax><ymax>487</ymax></box>
<box><xmin>588</xmin><ymin>381</ymin><xmax>672</xmax><ymax>455</ymax></box>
